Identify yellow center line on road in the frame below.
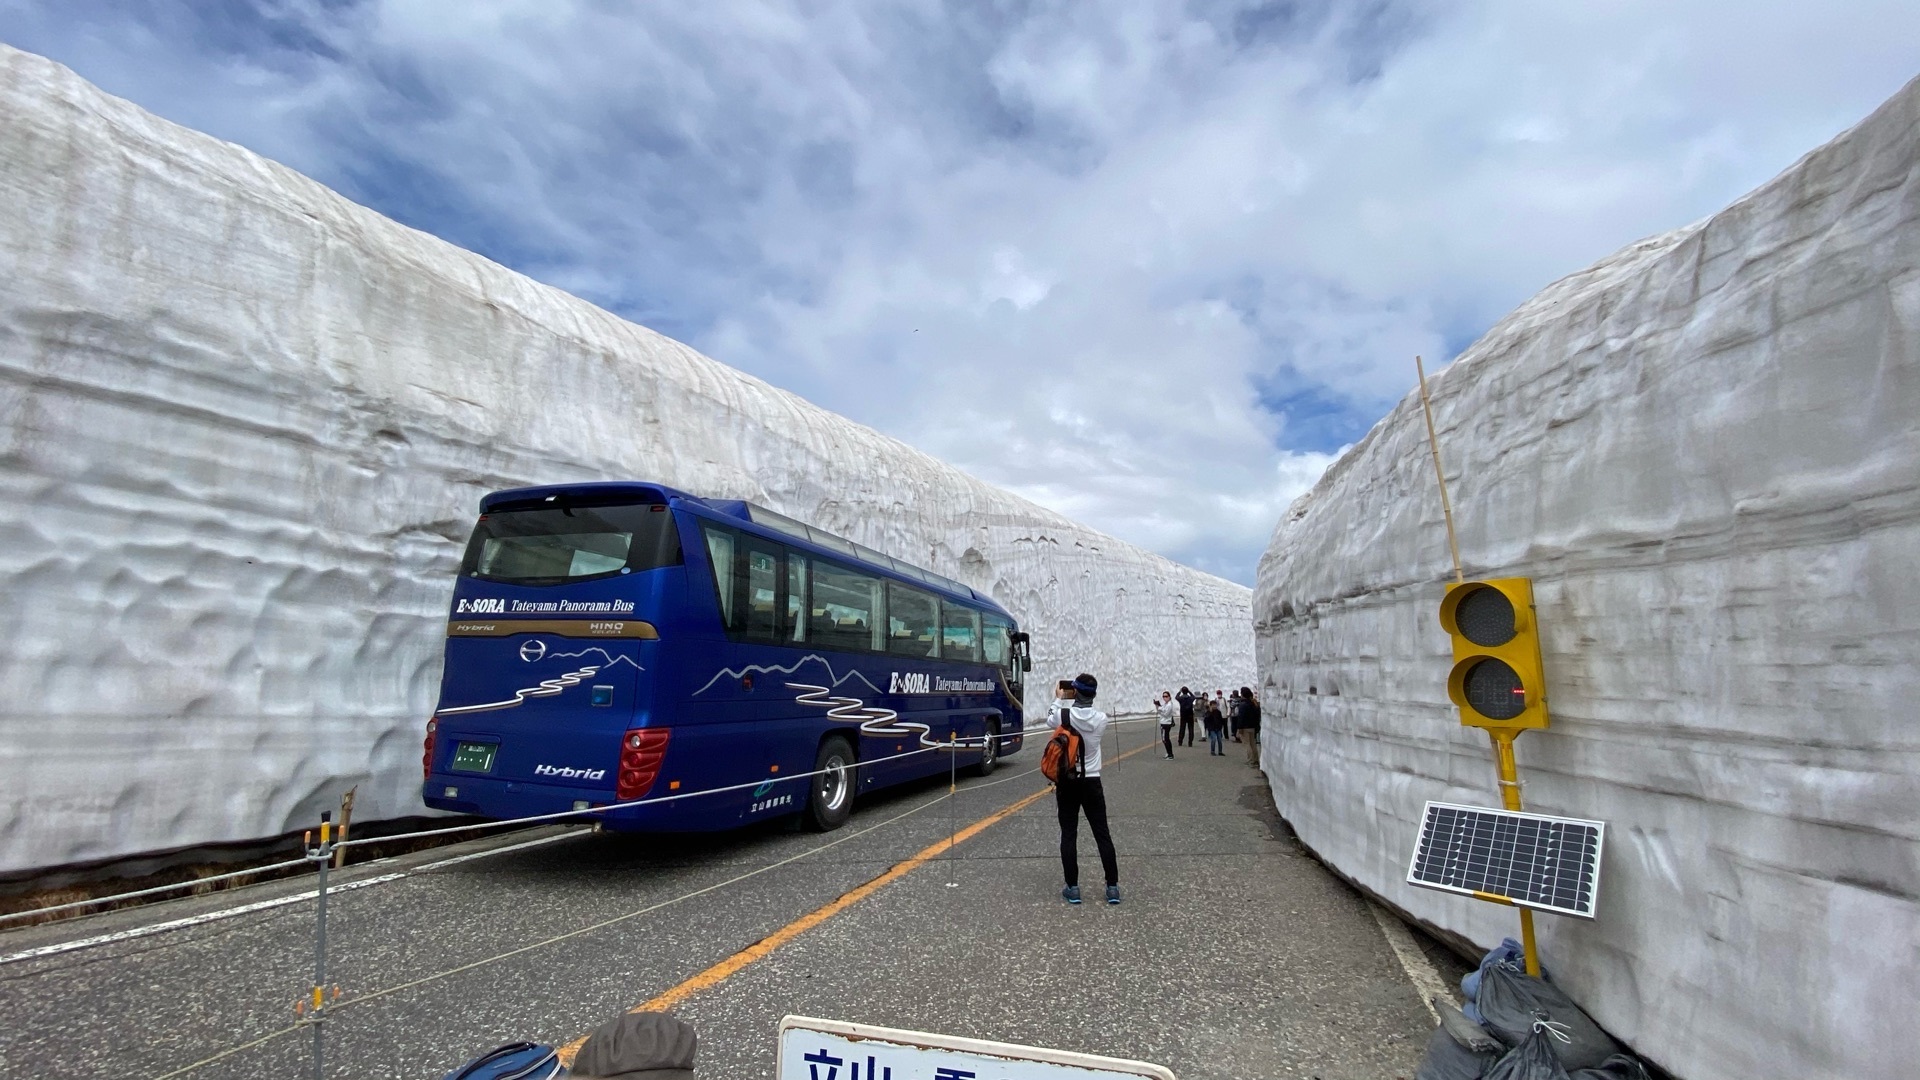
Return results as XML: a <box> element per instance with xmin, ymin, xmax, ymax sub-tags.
<box><xmin>557</xmin><ymin>738</ymin><xmax>1153</xmax><ymax>1065</ymax></box>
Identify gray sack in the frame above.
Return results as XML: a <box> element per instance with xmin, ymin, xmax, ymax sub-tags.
<box><xmin>1435</xmin><ymin>997</ymin><xmax>1503</xmax><ymax>1054</ymax></box>
<box><xmin>1416</xmin><ymin>1024</ymin><xmax>1502</xmax><ymax>1080</ymax></box>
<box><xmin>1483</xmin><ymin>1029</ymin><xmax>1572</xmax><ymax>1080</ymax></box>
<box><xmin>1568</xmin><ymin>1055</ymin><xmax>1652</xmax><ymax>1080</ymax></box>
<box><xmin>1476</xmin><ymin>963</ymin><xmax>1620</xmax><ymax>1072</ymax></box>
<box><xmin>1415</xmin><ymin>997</ymin><xmax>1505</xmax><ymax>1080</ymax></box>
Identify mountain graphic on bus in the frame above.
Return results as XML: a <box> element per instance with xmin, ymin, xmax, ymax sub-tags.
<box><xmin>437</xmin><ymin>647</ymin><xmax>643</xmax><ymax>717</ymax></box>
<box><xmin>691</xmin><ymin>653</ymin><xmax>881</xmax><ymax>698</ymax></box>
<box><xmin>692</xmin><ymin>654</ymin><xmax>946</xmax><ymax>748</ymax></box>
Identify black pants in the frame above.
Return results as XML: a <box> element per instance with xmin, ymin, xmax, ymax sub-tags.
<box><xmin>1177</xmin><ymin>717</ymin><xmax>1195</xmax><ymax>745</ymax></box>
<box><xmin>1160</xmin><ymin>724</ymin><xmax>1174</xmax><ymax>756</ymax></box>
<box><xmin>1056</xmin><ymin>776</ymin><xmax>1119</xmax><ymax>888</ymax></box>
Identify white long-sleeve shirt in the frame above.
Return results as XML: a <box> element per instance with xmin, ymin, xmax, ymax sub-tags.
<box><xmin>1156</xmin><ymin>701</ymin><xmax>1178</xmax><ymax>727</ymax></box>
<box><xmin>1047</xmin><ymin>704</ymin><xmax>1109</xmax><ymax>778</ymax></box>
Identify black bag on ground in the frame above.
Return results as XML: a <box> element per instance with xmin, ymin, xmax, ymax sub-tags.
<box><xmin>1416</xmin><ymin>1023</ymin><xmax>1503</xmax><ymax>1080</ymax></box>
<box><xmin>1568</xmin><ymin>1055</ymin><xmax>1652</xmax><ymax>1080</ymax></box>
<box><xmin>1476</xmin><ymin>963</ymin><xmax>1620</xmax><ymax>1071</ymax></box>
<box><xmin>1483</xmin><ymin>1028</ymin><xmax>1573</xmax><ymax>1080</ymax></box>
<box><xmin>1435</xmin><ymin>996</ymin><xmax>1503</xmax><ymax>1054</ymax></box>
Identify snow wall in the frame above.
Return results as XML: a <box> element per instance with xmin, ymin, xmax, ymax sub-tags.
<box><xmin>0</xmin><ymin>44</ymin><xmax>1254</xmax><ymax>878</ymax></box>
<box><xmin>1253</xmin><ymin>77</ymin><xmax>1919</xmax><ymax>1080</ymax></box>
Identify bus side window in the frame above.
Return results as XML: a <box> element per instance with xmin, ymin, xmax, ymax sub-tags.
<box><xmin>742</xmin><ymin>539</ymin><xmax>781</xmax><ymax>642</ymax></box>
<box><xmin>887</xmin><ymin>583</ymin><xmax>939</xmax><ymax>659</ymax></box>
<box><xmin>784</xmin><ymin>552</ymin><xmax>809</xmax><ymax>643</ymax></box>
<box><xmin>703</xmin><ymin>526</ymin><xmax>736</xmax><ymax>629</ymax></box>
<box><xmin>982</xmin><ymin>616</ymin><xmax>1008</xmax><ymax>665</ymax></box>
<box><xmin>942</xmin><ymin>602</ymin><xmax>981</xmax><ymax>662</ymax></box>
<box><xmin>812</xmin><ymin>560</ymin><xmax>879</xmax><ymax>653</ymax></box>
<box><xmin>983</xmin><ymin>613</ymin><xmax>1019</xmax><ymax>689</ymax></box>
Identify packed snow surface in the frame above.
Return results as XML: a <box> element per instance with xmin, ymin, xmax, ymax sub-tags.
<box><xmin>0</xmin><ymin>44</ymin><xmax>1253</xmax><ymax>878</ymax></box>
<box><xmin>1255</xmin><ymin>76</ymin><xmax>1920</xmax><ymax>1080</ymax></box>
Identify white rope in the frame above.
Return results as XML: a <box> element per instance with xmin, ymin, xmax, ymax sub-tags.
<box><xmin>1532</xmin><ymin>1017</ymin><xmax>1575</xmax><ymax>1044</ymax></box>
<box><xmin>0</xmin><ymin>856</ymin><xmax>312</xmax><ymax>926</ymax></box>
<box><xmin>145</xmin><ymin>772</ymin><xmax>1041</xmax><ymax>1079</ymax></box>
<box><xmin>8</xmin><ymin>710</ymin><xmax>1156</xmax><ymax>926</ymax></box>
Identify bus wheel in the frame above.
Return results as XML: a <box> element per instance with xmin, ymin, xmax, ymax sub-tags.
<box><xmin>805</xmin><ymin>736</ymin><xmax>855</xmax><ymax>832</ymax></box>
<box><xmin>972</xmin><ymin>720</ymin><xmax>1000</xmax><ymax>776</ymax></box>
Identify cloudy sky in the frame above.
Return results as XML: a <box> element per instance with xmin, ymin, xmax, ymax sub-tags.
<box><xmin>3</xmin><ymin>2</ymin><xmax>1917</xmax><ymax>583</ymax></box>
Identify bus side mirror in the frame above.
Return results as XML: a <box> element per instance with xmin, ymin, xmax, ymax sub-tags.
<box><xmin>1021</xmin><ymin>656</ymin><xmax>1032</xmax><ymax>672</ymax></box>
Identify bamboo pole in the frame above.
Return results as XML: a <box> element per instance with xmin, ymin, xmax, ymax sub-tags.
<box><xmin>1415</xmin><ymin>356</ymin><xmax>1464</xmax><ymax>586</ymax></box>
<box><xmin>332</xmin><ymin>787</ymin><xmax>356</xmax><ymax>870</ymax></box>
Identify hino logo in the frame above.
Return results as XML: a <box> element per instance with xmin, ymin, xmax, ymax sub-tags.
<box><xmin>457</xmin><ymin>598</ymin><xmax>507</xmax><ymax>614</ymax></box>
<box><xmin>519</xmin><ymin>639</ymin><xmax>547</xmax><ymax>662</ymax></box>
<box><xmin>534</xmin><ymin>764</ymin><xmax>607</xmax><ymax>780</ymax></box>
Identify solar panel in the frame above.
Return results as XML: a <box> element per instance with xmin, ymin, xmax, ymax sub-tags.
<box><xmin>1406</xmin><ymin>801</ymin><xmax>1606</xmax><ymax>919</ymax></box>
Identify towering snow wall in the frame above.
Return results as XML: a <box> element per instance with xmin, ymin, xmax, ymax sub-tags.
<box><xmin>0</xmin><ymin>45</ymin><xmax>1253</xmax><ymax>878</ymax></box>
<box><xmin>1254</xmin><ymin>78</ymin><xmax>1919</xmax><ymax>1080</ymax></box>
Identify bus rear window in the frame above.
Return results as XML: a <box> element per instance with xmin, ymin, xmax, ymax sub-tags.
<box><xmin>461</xmin><ymin>502</ymin><xmax>683</xmax><ymax>586</ymax></box>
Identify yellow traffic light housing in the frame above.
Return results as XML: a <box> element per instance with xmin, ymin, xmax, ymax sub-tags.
<box><xmin>1439</xmin><ymin>577</ymin><xmax>1549</xmax><ymax>730</ymax></box>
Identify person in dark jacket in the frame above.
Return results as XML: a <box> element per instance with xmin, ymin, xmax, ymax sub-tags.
<box><xmin>1239</xmin><ymin>686</ymin><xmax>1263</xmax><ymax>768</ymax></box>
<box><xmin>1202</xmin><ymin>696</ymin><xmax>1226</xmax><ymax>755</ymax></box>
<box><xmin>1175</xmin><ymin>686</ymin><xmax>1196</xmax><ymax>747</ymax></box>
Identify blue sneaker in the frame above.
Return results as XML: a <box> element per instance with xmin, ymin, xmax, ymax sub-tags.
<box><xmin>1106</xmin><ymin>885</ymin><xmax>1121</xmax><ymax>905</ymax></box>
<box><xmin>1062</xmin><ymin>885</ymin><xmax>1082</xmax><ymax>904</ymax></box>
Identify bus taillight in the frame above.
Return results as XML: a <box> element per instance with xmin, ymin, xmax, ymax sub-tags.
<box><xmin>617</xmin><ymin>728</ymin><xmax>670</xmax><ymax>802</ymax></box>
<box><xmin>422</xmin><ymin>718</ymin><xmax>437</xmax><ymax>781</ymax></box>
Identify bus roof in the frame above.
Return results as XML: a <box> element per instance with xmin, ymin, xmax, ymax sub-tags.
<box><xmin>476</xmin><ymin>481</ymin><xmax>1007</xmax><ymax>615</ymax></box>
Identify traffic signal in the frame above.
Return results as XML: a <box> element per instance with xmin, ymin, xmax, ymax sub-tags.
<box><xmin>1439</xmin><ymin>577</ymin><xmax>1549</xmax><ymax>730</ymax></box>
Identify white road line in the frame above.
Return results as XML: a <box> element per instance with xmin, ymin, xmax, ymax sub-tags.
<box><xmin>1370</xmin><ymin>902</ymin><xmax>1453</xmax><ymax>1024</ymax></box>
<box><xmin>0</xmin><ymin>830</ymin><xmax>584</xmax><ymax>967</ymax></box>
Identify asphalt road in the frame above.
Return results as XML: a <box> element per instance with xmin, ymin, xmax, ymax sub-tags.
<box><xmin>0</xmin><ymin>722</ymin><xmax>1467</xmax><ymax>1080</ymax></box>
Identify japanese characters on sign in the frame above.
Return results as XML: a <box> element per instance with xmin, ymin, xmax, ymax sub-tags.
<box><xmin>777</xmin><ymin>1017</ymin><xmax>1175</xmax><ymax>1080</ymax></box>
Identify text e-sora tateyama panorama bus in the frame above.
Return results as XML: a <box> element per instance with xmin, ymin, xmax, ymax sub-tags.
<box><xmin>423</xmin><ymin>482</ymin><xmax>1033</xmax><ymax>832</ymax></box>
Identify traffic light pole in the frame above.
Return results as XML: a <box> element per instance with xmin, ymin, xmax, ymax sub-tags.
<box><xmin>1418</xmin><ymin>356</ymin><xmax>1542</xmax><ymax>978</ymax></box>
<box><xmin>1488</xmin><ymin>729</ymin><xmax>1542</xmax><ymax>976</ymax></box>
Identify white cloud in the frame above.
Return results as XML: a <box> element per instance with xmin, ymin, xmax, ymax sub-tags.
<box><xmin>3</xmin><ymin>0</ymin><xmax>1917</xmax><ymax>583</ymax></box>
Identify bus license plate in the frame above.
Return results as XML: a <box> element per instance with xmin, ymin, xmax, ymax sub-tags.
<box><xmin>451</xmin><ymin>742</ymin><xmax>498</xmax><ymax>774</ymax></box>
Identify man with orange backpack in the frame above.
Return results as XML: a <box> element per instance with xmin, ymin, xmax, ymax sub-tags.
<box><xmin>1047</xmin><ymin>673</ymin><xmax>1120</xmax><ymax>905</ymax></box>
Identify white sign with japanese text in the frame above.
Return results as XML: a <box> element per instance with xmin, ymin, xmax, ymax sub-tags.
<box><xmin>777</xmin><ymin>1016</ymin><xmax>1177</xmax><ymax>1080</ymax></box>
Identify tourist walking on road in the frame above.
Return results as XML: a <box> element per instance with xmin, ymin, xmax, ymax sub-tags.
<box><xmin>1050</xmin><ymin>673</ymin><xmax>1120</xmax><ymax>904</ymax></box>
<box><xmin>1203</xmin><ymin>696</ymin><xmax>1226</xmax><ymax>755</ymax></box>
<box><xmin>1152</xmin><ymin>684</ymin><xmax>1167</xmax><ymax>753</ymax></box>
<box><xmin>1156</xmin><ymin>691</ymin><xmax>1178</xmax><ymax>759</ymax></box>
<box><xmin>1176</xmin><ymin>686</ymin><xmax>1196</xmax><ymax>747</ymax></box>
<box><xmin>1239</xmin><ymin>686</ymin><xmax>1263</xmax><ymax>768</ymax></box>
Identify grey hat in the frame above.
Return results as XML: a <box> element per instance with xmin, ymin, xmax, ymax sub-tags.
<box><xmin>569</xmin><ymin>1012</ymin><xmax>697</xmax><ymax>1079</ymax></box>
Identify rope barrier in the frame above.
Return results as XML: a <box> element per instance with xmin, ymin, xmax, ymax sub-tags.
<box><xmin>0</xmin><ymin>856</ymin><xmax>312</xmax><ymax>926</ymax></box>
<box><xmin>1</xmin><ymin>712</ymin><xmax>1154</xmax><ymax>929</ymax></box>
<box><xmin>148</xmin><ymin>1021</ymin><xmax>311</xmax><ymax>1080</ymax></box>
<box><xmin>141</xmin><ymin>768</ymin><xmax>1046</xmax><ymax>1079</ymax></box>
<box><xmin>29</xmin><ymin>708</ymin><xmax>1163</xmax><ymax>1077</ymax></box>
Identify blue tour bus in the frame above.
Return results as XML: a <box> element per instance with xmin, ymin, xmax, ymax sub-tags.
<box><xmin>422</xmin><ymin>481</ymin><xmax>1033</xmax><ymax>832</ymax></box>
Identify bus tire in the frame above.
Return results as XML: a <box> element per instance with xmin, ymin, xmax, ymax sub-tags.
<box><xmin>972</xmin><ymin>719</ymin><xmax>1000</xmax><ymax>776</ymax></box>
<box><xmin>804</xmin><ymin>736</ymin><xmax>856</xmax><ymax>832</ymax></box>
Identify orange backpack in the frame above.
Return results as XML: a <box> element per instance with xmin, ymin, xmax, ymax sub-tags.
<box><xmin>1039</xmin><ymin>708</ymin><xmax>1085</xmax><ymax>784</ymax></box>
